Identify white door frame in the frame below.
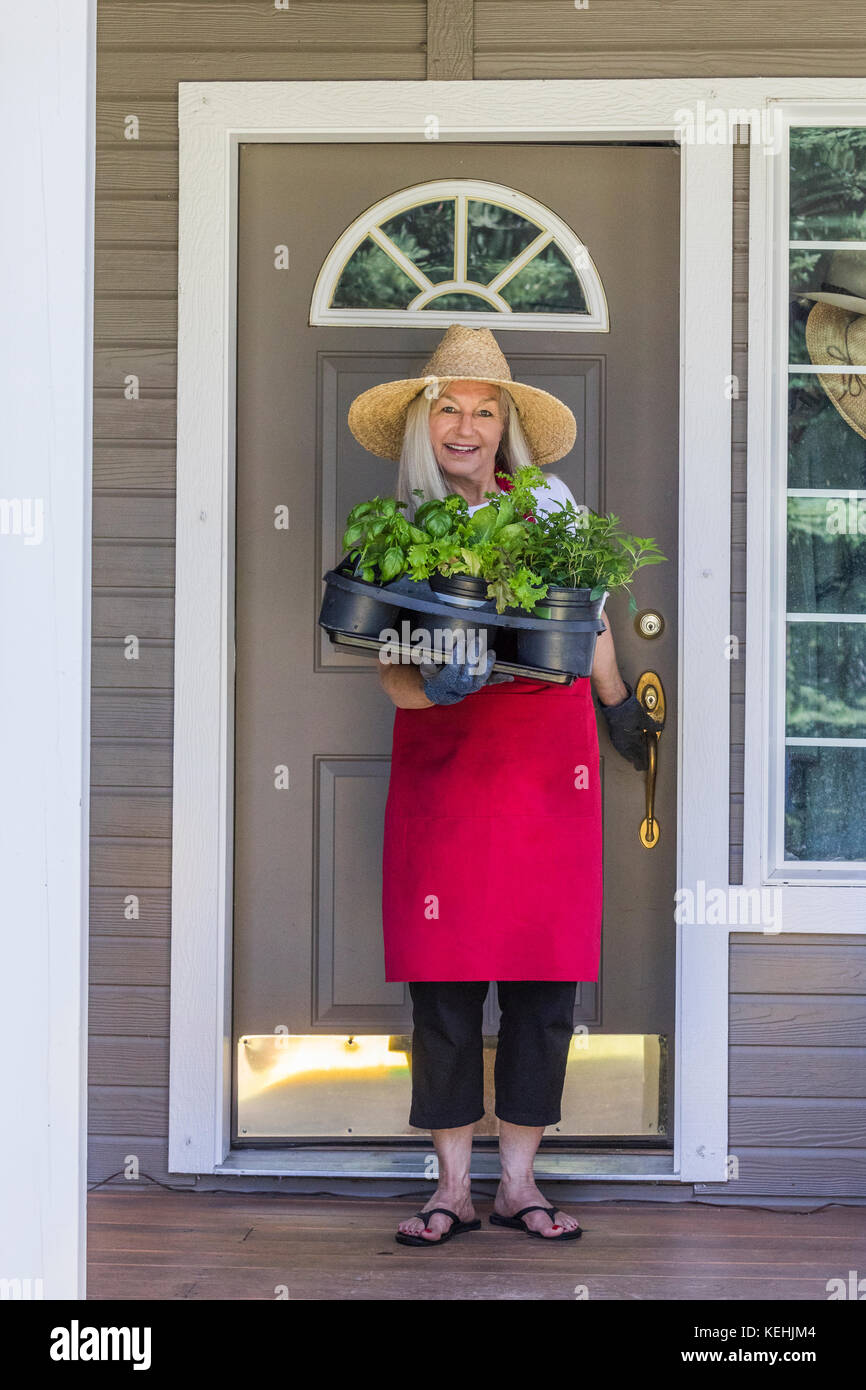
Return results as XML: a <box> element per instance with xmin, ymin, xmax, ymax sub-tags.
<box><xmin>169</xmin><ymin>77</ymin><xmax>866</xmax><ymax>1183</ymax></box>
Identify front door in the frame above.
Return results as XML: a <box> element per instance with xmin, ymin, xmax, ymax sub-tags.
<box><xmin>232</xmin><ymin>141</ymin><xmax>679</xmax><ymax>1146</ymax></box>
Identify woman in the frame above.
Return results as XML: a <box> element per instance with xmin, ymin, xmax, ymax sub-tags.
<box><xmin>347</xmin><ymin>325</ymin><xmax>657</xmax><ymax>1247</ymax></box>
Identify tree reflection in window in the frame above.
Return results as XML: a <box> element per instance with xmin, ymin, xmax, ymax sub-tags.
<box><xmin>333</xmin><ymin>237</ymin><xmax>419</xmax><ymax>309</ymax></box>
<box><xmin>379</xmin><ymin>202</ymin><xmax>455</xmax><ymax>284</ymax></box>
<box><xmin>789</xmin><ymin>127</ymin><xmax>866</xmax><ymax>241</ymax></box>
<box><xmin>466</xmin><ymin>201</ymin><xmax>544</xmax><ymax>284</ymax></box>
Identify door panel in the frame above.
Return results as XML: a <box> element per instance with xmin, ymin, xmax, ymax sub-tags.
<box><xmin>233</xmin><ymin>141</ymin><xmax>679</xmax><ymax>1139</ymax></box>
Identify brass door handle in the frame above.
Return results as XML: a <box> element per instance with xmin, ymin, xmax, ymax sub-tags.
<box><xmin>635</xmin><ymin>671</ymin><xmax>665</xmax><ymax>848</ymax></box>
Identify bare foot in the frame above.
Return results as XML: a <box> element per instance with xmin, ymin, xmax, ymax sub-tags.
<box><xmin>397</xmin><ymin>1186</ymin><xmax>476</xmax><ymax>1243</ymax></box>
<box><xmin>493</xmin><ymin>1179</ymin><xmax>581</xmax><ymax>1236</ymax></box>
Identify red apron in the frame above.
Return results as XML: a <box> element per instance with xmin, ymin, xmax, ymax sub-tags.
<box><xmin>381</xmin><ymin>674</ymin><xmax>603</xmax><ymax>982</ymax></box>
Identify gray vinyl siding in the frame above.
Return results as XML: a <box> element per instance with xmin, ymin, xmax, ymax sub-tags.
<box><xmin>90</xmin><ymin>0</ymin><xmax>866</xmax><ymax>1198</ymax></box>
<box><xmin>473</xmin><ymin>1</ymin><xmax>866</xmax><ymax>78</ymax></box>
<box><xmin>90</xmin><ymin>0</ymin><xmax>426</xmax><ymax>1190</ymax></box>
<box><xmin>696</xmin><ymin>936</ymin><xmax>866</xmax><ymax>1199</ymax></box>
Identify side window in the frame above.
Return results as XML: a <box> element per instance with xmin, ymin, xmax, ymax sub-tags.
<box><xmin>786</xmin><ymin>126</ymin><xmax>866</xmax><ymax>864</ymax></box>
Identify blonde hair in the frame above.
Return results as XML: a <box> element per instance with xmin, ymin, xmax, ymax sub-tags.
<box><xmin>395</xmin><ymin>380</ymin><xmax>534</xmax><ymax>520</ymax></box>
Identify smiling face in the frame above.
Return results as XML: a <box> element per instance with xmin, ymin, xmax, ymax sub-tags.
<box><xmin>427</xmin><ymin>380</ymin><xmax>506</xmax><ymax>496</ymax></box>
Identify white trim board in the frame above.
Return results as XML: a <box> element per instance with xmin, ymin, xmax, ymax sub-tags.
<box><xmin>0</xmin><ymin>0</ymin><xmax>95</xmax><ymax>1298</ymax></box>
<box><xmin>170</xmin><ymin>78</ymin><xmax>866</xmax><ymax>1188</ymax></box>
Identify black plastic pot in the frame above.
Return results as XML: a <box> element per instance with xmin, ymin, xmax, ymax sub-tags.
<box><xmin>423</xmin><ymin>571</ymin><xmax>498</xmax><ymax>660</ymax></box>
<box><xmin>514</xmin><ymin>585</ymin><xmax>607</xmax><ymax>678</ymax></box>
<box><xmin>418</xmin><ymin>610</ymin><xmax>498</xmax><ymax>666</ymax></box>
<box><xmin>318</xmin><ymin>557</ymin><xmax>403</xmax><ymax>638</ymax></box>
<box><xmin>428</xmin><ymin>571</ymin><xmax>490</xmax><ymax>609</ymax></box>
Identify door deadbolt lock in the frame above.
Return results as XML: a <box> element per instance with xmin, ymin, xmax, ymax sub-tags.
<box><xmin>634</xmin><ymin>608</ymin><xmax>665</xmax><ymax>639</ymax></box>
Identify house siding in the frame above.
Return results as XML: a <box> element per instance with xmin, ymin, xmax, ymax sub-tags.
<box><xmin>697</xmin><ymin>936</ymin><xmax>866</xmax><ymax>1199</ymax></box>
<box><xmin>91</xmin><ymin>0</ymin><xmax>866</xmax><ymax>1198</ymax></box>
<box><xmin>90</xmin><ymin>0</ymin><xmax>426</xmax><ymax>1191</ymax></box>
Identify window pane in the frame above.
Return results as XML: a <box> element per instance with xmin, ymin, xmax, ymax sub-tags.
<box><xmin>787</xmin><ymin>622</ymin><xmax>866</xmax><ymax>738</ymax></box>
<box><xmin>789</xmin><ymin>127</ymin><xmax>866</xmax><ymax>241</ymax></box>
<box><xmin>790</xmin><ymin>248</ymin><xmax>866</xmax><ymax>362</ymax></box>
<box><xmin>331</xmin><ymin>236</ymin><xmax>419</xmax><ymax>309</ymax></box>
<box><xmin>420</xmin><ymin>292</ymin><xmax>492</xmax><ymax>311</ymax></box>
<box><xmin>499</xmin><ymin>242</ymin><xmax>588</xmax><ymax>313</ymax></box>
<box><xmin>788</xmin><ymin>374</ymin><xmax>866</xmax><ymax>490</ymax></box>
<box><xmin>787</xmin><ymin>497</ymin><xmax>866</xmax><ymax>614</ymax></box>
<box><xmin>789</xmin><ymin>248</ymin><xmax>822</xmax><ymax>361</ymax></box>
<box><xmin>466</xmin><ymin>201</ymin><xmax>542</xmax><ymax>284</ymax></box>
<box><xmin>785</xmin><ymin>746</ymin><xmax>866</xmax><ymax>859</ymax></box>
<box><xmin>379</xmin><ymin>201</ymin><xmax>455</xmax><ymax>284</ymax></box>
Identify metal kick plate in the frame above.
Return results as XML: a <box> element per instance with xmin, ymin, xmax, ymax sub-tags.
<box><xmin>236</xmin><ymin>1033</ymin><xmax>664</xmax><ymax>1140</ymax></box>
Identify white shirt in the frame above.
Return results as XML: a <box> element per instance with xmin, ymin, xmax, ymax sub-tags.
<box><xmin>466</xmin><ymin>472</ymin><xmax>582</xmax><ymax>517</ymax></box>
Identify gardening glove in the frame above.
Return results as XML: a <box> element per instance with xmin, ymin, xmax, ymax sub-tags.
<box><xmin>598</xmin><ymin>679</ymin><xmax>663</xmax><ymax>772</ymax></box>
<box><xmin>419</xmin><ymin>648</ymin><xmax>513</xmax><ymax>705</ymax></box>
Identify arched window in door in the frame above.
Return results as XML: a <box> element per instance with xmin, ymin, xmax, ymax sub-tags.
<box><xmin>309</xmin><ymin>179</ymin><xmax>609</xmax><ymax>331</ymax></box>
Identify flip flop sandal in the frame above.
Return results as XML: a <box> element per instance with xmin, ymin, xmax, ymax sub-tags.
<box><xmin>489</xmin><ymin>1204</ymin><xmax>583</xmax><ymax>1240</ymax></box>
<box><xmin>395</xmin><ymin>1206</ymin><xmax>482</xmax><ymax>1247</ymax></box>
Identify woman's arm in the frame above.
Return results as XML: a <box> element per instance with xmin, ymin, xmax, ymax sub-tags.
<box><xmin>377</xmin><ymin>657</ymin><xmax>436</xmax><ymax>709</ymax></box>
<box><xmin>590</xmin><ymin>608</ymin><xmax>629</xmax><ymax>707</ymax></box>
<box><xmin>539</xmin><ymin>481</ymin><xmax>631</xmax><ymax>706</ymax></box>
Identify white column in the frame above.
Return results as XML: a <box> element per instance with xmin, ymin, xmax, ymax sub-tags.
<box><xmin>0</xmin><ymin>0</ymin><xmax>95</xmax><ymax>1298</ymax></box>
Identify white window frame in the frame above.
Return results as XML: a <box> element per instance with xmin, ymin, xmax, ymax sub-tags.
<box><xmin>170</xmin><ymin>78</ymin><xmax>866</xmax><ymax>1188</ymax></box>
<box><xmin>757</xmin><ymin>103</ymin><xmax>866</xmax><ymax>890</ymax></box>
<box><xmin>309</xmin><ymin>177</ymin><xmax>609</xmax><ymax>331</ymax></box>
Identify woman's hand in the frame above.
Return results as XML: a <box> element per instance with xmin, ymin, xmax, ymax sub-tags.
<box><xmin>419</xmin><ymin>649</ymin><xmax>513</xmax><ymax>705</ymax></box>
<box><xmin>590</xmin><ymin>607</ymin><xmax>662</xmax><ymax>770</ymax></box>
<box><xmin>377</xmin><ymin>649</ymin><xmax>512</xmax><ymax>708</ymax></box>
<box><xmin>597</xmin><ymin>679</ymin><xmax>663</xmax><ymax>771</ymax></box>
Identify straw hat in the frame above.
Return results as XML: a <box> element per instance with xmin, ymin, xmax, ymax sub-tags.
<box><xmin>347</xmin><ymin>324</ymin><xmax>577</xmax><ymax>466</ymax></box>
<box><xmin>803</xmin><ymin>301</ymin><xmax>866</xmax><ymax>442</ymax></box>
<box><xmin>797</xmin><ymin>249</ymin><xmax>866</xmax><ymax>314</ymax></box>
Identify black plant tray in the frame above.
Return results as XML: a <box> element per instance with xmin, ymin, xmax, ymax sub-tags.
<box><xmin>325</xmin><ymin>630</ymin><xmax>577</xmax><ymax>685</ymax></box>
<box><xmin>321</xmin><ymin>563</ymin><xmax>607</xmax><ymax>634</ymax></box>
<box><xmin>319</xmin><ymin>559</ymin><xmax>607</xmax><ymax>684</ymax></box>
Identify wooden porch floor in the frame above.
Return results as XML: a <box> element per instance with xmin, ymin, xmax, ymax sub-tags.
<box><xmin>87</xmin><ymin>1189</ymin><xmax>866</xmax><ymax>1300</ymax></box>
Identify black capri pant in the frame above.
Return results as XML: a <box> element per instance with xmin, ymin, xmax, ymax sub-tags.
<box><xmin>407</xmin><ymin>980</ymin><xmax>577</xmax><ymax>1129</ymax></box>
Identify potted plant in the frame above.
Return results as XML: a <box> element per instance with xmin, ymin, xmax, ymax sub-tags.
<box><xmin>318</xmin><ymin>495</ymin><xmax>421</xmax><ymax>638</ymax></box>
<box><xmin>423</xmin><ymin>493</ymin><xmax>542</xmax><ymax>611</ymax></box>
<box><xmin>327</xmin><ymin>487</ymin><xmax>536</xmax><ymax>655</ymax></box>
<box><xmin>334</xmin><ymin>472</ymin><xmax>544</xmax><ymax>610</ymax></box>
<box><xmin>320</xmin><ymin>489</ymin><xmax>489</xmax><ymax>641</ymax></box>
<box><xmin>322</xmin><ymin>467</ymin><xmax>666</xmax><ymax>680</ymax></box>
<box><xmin>405</xmin><ymin>465</ymin><xmax>546</xmax><ymax>613</ymax></box>
<box><xmin>508</xmin><ymin>472</ymin><xmax>667</xmax><ymax>674</ymax></box>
